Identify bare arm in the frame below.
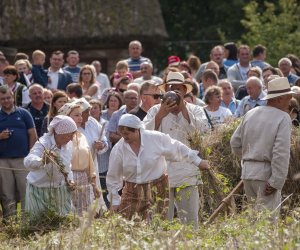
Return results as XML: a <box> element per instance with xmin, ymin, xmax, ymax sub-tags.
<box><xmin>28</xmin><ymin>128</ymin><xmax>38</xmax><ymax>149</ymax></box>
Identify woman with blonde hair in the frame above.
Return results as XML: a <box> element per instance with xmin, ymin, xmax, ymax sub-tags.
<box><xmin>58</xmin><ymin>102</ymin><xmax>101</xmax><ymax>215</ymax></box>
<box><xmin>79</xmin><ymin>65</ymin><xmax>100</xmax><ymax>99</ymax></box>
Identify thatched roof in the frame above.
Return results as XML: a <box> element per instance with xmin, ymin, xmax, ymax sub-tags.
<box><xmin>0</xmin><ymin>0</ymin><xmax>168</xmax><ymax>48</ymax></box>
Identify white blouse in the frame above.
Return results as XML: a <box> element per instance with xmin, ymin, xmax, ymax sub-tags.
<box><xmin>24</xmin><ymin>133</ymin><xmax>73</xmax><ymax>187</ymax></box>
<box><xmin>106</xmin><ymin>129</ymin><xmax>202</xmax><ymax>206</ymax></box>
<box><xmin>143</xmin><ymin>102</ymin><xmax>209</xmax><ymax>187</ymax></box>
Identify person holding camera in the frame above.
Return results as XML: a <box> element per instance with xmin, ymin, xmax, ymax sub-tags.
<box><xmin>143</xmin><ymin>71</ymin><xmax>209</xmax><ymax>228</ymax></box>
<box><xmin>0</xmin><ymin>85</ymin><xmax>37</xmax><ymax>220</ymax></box>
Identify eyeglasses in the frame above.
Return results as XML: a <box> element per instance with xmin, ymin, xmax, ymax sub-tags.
<box><xmin>143</xmin><ymin>94</ymin><xmax>163</xmax><ymax>100</ymax></box>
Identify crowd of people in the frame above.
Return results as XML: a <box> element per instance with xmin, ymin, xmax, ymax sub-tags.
<box><xmin>0</xmin><ymin>40</ymin><xmax>298</xmax><ymax>228</ymax></box>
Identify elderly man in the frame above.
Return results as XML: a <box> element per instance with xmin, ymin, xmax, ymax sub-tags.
<box><xmin>144</xmin><ymin>71</ymin><xmax>209</xmax><ymax>228</ymax></box>
<box><xmin>234</xmin><ymin>76</ymin><xmax>266</xmax><ymax>117</ymax></box>
<box><xmin>218</xmin><ymin>79</ymin><xmax>239</xmax><ymax>114</ymax></box>
<box><xmin>26</xmin><ymin>84</ymin><xmax>49</xmax><ymax>137</ymax></box>
<box><xmin>0</xmin><ymin>86</ymin><xmax>37</xmax><ymax>220</ymax></box>
<box><xmin>230</xmin><ymin>77</ymin><xmax>293</xmax><ymax>214</ymax></box>
<box><xmin>278</xmin><ymin>57</ymin><xmax>299</xmax><ymax>85</ymax></box>
<box><xmin>126</xmin><ymin>40</ymin><xmax>151</xmax><ymax>79</ymax></box>
<box><xmin>195</xmin><ymin>45</ymin><xmax>227</xmax><ymax>82</ymax></box>
<box><xmin>133</xmin><ymin>61</ymin><xmax>163</xmax><ymax>85</ymax></box>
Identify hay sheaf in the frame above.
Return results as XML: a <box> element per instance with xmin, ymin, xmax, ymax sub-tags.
<box><xmin>188</xmin><ymin>120</ymin><xmax>300</xmax><ymax>214</ymax></box>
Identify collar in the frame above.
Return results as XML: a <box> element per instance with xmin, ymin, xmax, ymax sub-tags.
<box><xmin>48</xmin><ymin>67</ymin><xmax>64</xmax><ymax>74</ymax></box>
<box><xmin>0</xmin><ymin>105</ymin><xmax>16</xmax><ymax>115</ymax></box>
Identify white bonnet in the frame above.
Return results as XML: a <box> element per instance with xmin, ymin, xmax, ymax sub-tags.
<box><xmin>57</xmin><ymin>102</ymin><xmax>81</xmax><ymax>116</ymax></box>
<box><xmin>73</xmin><ymin>97</ymin><xmax>91</xmax><ymax>112</ymax></box>
<box><xmin>118</xmin><ymin>114</ymin><xmax>144</xmax><ymax>129</ymax></box>
<box><xmin>48</xmin><ymin>115</ymin><xmax>77</xmax><ymax>135</ymax></box>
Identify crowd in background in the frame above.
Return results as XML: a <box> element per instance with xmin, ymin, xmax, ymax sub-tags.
<box><xmin>0</xmin><ymin>40</ymin><xmax>299</xmax><ymax>227</ymax></box>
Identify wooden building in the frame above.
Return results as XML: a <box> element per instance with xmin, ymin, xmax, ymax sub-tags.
<box><xmin>0</xmin><ymin>0</ymin><xmax>168</xmax><ymax>74</ymax></box>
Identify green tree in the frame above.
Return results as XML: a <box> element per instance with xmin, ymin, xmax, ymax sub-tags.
<box><xmin>153</xmin><ymin>0</ymin><xmax>248</xmax><ymax>72</ymax></box>
<box><xmin>241</xmin><ymin>0</ymin><xmax>300</xmax><ymax>66</ymax></box>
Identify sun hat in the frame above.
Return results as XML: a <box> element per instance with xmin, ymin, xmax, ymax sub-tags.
<box><xmin>158</xmin><ymin>71</ymin><xmax>193</xmax><ymax>94</ymax></box>
<box><xmin>262</xmin><ymin>77</ymin><xmax>295</xmax><ymax>100</ymax></box>
<box><xmin>48</xmin><ymin>115</ymin><xmax>77</xmax><ymax>134</ymax></box>
<box><xmin>118</xmin><ymin>114</ymin><xmax>144</xmax><ymax>129</ymax></box>
<box><xmin>168</xmin><ymin>55</ymin><xmax>180</xmax><ymax>66</ymax></box>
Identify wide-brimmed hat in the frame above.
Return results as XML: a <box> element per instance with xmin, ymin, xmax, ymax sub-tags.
<box><xmin>262</xmin><ymin>77</ymin><xmax>295</xmax><ymax>100</ymax></box>
<box><xmin>158</xmin><ymin>71</ymin><xmax>193</xmax><ymax>94</ymax></box>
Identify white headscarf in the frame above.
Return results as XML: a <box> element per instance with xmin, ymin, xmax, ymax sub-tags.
<box><xmin>58</xmin><ymin>102</ymin><xmax>81</xmax><ymax>116</ymax></box>
<box><xmin>73</xmin><ymin>97</ymin><xmax>91</xmax><ymax>112</ymax></box>
<box><xmin>118</xmin><ymin>114</ymin><xmax>144</xmax><ymax>129</ymax></box>
<box><xmin>48</xmin><ymin>115</ymin><xmax>77</xmax><ymax>134</ymax></box>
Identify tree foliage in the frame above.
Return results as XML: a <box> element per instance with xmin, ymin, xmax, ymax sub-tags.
<box><xmin>153</xmin><ymin>0</ymin><xmax>248</xmax><ymax>71</ymax></box>
<box><xmin>241</xmin><ymin>0</ymin><xmax>300</xmax><ymax>66</ymax></box>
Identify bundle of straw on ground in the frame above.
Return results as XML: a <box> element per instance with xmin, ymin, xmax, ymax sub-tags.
<box><xmin>187</xmin><ymin>119</ymin><xmax>242</xmax><ymax>219</ymax></box>
<box><xmin>188</xmin><ymin>119</ymin><xmax>300</xmax><ymax>219</ymax></box>
<box><xmin>282</xmin><ymin>127</ymin><xmax>300</xmax><ymax>211</ymax></box>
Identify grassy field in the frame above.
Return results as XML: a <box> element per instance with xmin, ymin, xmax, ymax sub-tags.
<box><xmin>1</xmin><ymin>207</ymin><xmax>300</xmax><ymax>250</ymax></box>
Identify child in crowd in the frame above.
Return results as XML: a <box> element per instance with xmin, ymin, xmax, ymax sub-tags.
<box><xmin>31</xmin><ymin>50</ymin><xmax>48</xmax><ymax>87</ymax></box>
<box><xmin>14</xmin><ymin>59</ymin><xmax>33</xmax><ymax>86</ymax></box>
<box><xmin>112</xmin><ymin>60</ymin><xmax>133</xmax><ymax>87</ymax></box>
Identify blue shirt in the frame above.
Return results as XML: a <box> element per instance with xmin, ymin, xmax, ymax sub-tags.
<box><xmin>63</xmin><ymin>66</ymin><xmax>81</xmax><ymax>82</ymax></box>
<box><xmin>0</xmin><ymin>107</ymin><xmax>35</xmax><ymax>158</ymax></box>
<box><xmin>107</xmin><ymin>106</ymin><xmax>127</xmax><ymax>133</ymax></box>
<box><xmin>287</xmin><ymin>73</ymin><xmax>299</xmax><ymax>85</ymax></box>
<box><xmin>126</xmin><ymin>57</ymin><xmax>151</xmax><ymax>72</ymax></box>
<box><xmin>234</xmin><ymin>91</ymin><xmax>267</xmax><ymax>118</ymax></box>
<box><xmin>221</xmin><ymin>98</ymin><xmax>240</xmax><ymax>114</ymax></box>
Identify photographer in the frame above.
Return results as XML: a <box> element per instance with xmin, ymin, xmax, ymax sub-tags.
<box><xmin>143</xmin><ymin>71</ymin><xmax>209</xmax><ymax>228</ymax></box>
<box><xmin>0</xmin><ymin>85</ymin><xmax>37</xmax><ymax>220</ymax></box>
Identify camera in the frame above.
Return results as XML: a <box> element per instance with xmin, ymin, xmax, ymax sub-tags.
<box><xmin>162</xmin><ymin>91</ymin><xmax>180</xmax><ymax>105</ymax></box>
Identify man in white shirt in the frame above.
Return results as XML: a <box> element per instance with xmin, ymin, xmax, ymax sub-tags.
<box><xmin>133</xmin><ymin>61</ymin><xmax>163</xmax><ymax>85</ymax></box>
<box><xmin>91</xmin><ymin>60</ymin><xmax>111</xmax><ymax>94</ymax></box>
<box><xmin>144</xmin><ymin>71</ymin><xmax>209</xmax><ymax>228</ymax></box>
<box><xmin>227</xmin><ymin>45</ymin><xmax>252</xmax><ymax>92</ymax></box>
<box><xmin>231</xmin><ymin>77</ymin><xmax>293</xmax><ymax>214</ymax></box>
<box><xmin>47</xmin><ymin>51</ymin><xmax>72</xmax><ymax>91</ymax></box>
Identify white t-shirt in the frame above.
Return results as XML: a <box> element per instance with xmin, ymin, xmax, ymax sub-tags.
<box><xmin>205</xmin><ymin>106</ymin><xmax>232</xmax><ymax>126</ymax></box>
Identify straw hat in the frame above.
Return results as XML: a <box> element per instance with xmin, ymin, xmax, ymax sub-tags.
<box><xmin>158</xmin><ymin>71</ymin><xmax>193</xmax><ymax>94</ymax></box>
<box><xmin>262</xmin><ymin>77</ymin><xmax>295</xmax><ymax>100</ymax></box>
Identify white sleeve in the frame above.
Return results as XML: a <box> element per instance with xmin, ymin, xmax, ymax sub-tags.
<box><xmin>106</xmin><ymin>143</ymin><xmax>124</xmax><ymax>206</ymax></box>
<box><xmin>24</xmin><ymin>140</ymin><xmax>46</xmax><ymax>171</ymax></box>
<box><xmin>160</xmin><ymin>133</ymin><xmax>202</xmax><ymax>166</ymax></box>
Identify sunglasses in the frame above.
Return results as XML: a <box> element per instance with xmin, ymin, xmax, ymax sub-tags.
<box><xmin>143</xmin><ymin>94</ymin><xmax>163</xmax><ymax>100</ymax></box>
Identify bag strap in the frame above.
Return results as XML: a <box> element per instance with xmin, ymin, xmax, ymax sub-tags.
<box><xmin>203</xmin><ymin>108</ymin><xmax>214</xmax><ymax>130</ymax></box>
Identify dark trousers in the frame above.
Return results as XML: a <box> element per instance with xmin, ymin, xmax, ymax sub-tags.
<box><xmin>99</xmin><ymin>171</ymin><xmax>110</xmax><ymax>209</ymax></box>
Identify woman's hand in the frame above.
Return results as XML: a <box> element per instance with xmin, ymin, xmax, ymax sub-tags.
<box><xmin>94</xmin><ymin>140</ymin><xmax>106</xmax><ymax>151</ymax></box>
